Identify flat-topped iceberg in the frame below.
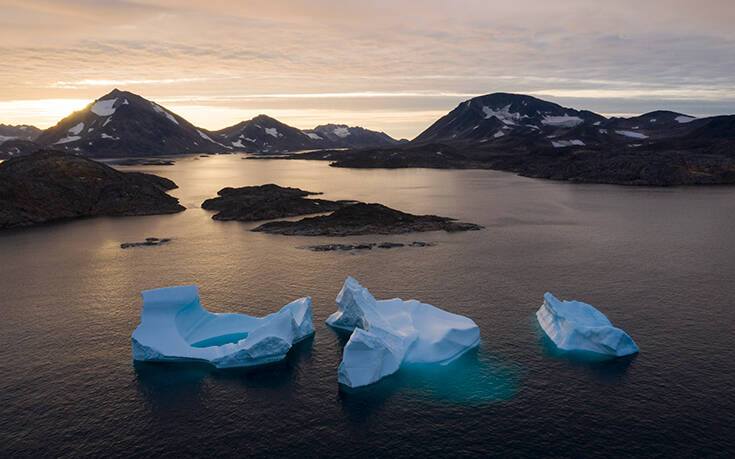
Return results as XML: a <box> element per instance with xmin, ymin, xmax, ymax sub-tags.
<box><xmin>327</xmin><ymin>277</ymin><xmax>480</xmax><ymax>388</ymax></box>
<box><xmin>537</xmin><ymin>292</ymin><xmax>638</xmax><ymax>358</ymax></box>
<box><xmin>132</xmin><ymin>286</ymin><xmax>314</xmax><ymax>368</ymax></box>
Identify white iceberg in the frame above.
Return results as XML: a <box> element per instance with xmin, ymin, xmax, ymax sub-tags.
<box><xmin>536</xmin><ymin>292</ymin><xmax>639</xmax><ymax>358</ymax></box>
<box><xmin>132</xmin><ymin>286</ymin><xmax>314</xmax><ymax>368</ymax></box>
<box><xmin>327</xmin><ymin>277</ymin><xmax>480</xmax><ymax>388</ymax></box>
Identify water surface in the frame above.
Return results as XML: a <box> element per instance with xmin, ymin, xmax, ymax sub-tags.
<box><xmin>1</xmin><ymin>155</ymin><xmax>734</xmax><ymax>457</ymax></box>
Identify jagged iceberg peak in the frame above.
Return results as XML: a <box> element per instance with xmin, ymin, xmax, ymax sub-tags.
<box><xmin>328</xmin><ymin>277</ymin><xmax>480</xmax><ymax>388</ymax></box>
<box><xmin>131</xmin><ymin>285</ymin><xmax>314</xmax><ymax>368</ymax></box>
<box><xmin>328</xmin><ymin>276</ymin><xmax>386</xmax><ymax>331</ymax></box>
<box><xmin>537</xmin><ymin>292</ymin><xmax>639</xmax><ymax>358</ymax></box>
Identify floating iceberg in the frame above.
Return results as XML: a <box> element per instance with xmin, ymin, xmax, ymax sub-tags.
<box><xmin>327</xmin><ymin>277</ymin><xmax>480</xmax><ymax>388</ymax></box>
<box><xmin>132</xmin><ymin>286</ymin><xmax>314</xmax><ymax>368</ymax></box>
<box><xmin>536</xmin><ymin>292</ymin><xmax>639</xmax><ymax>358</ymax></box>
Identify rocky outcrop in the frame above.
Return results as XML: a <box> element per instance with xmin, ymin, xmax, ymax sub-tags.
<box><xmin>304</xmin><ymin>241</ymin><xmax>435</xmax><ymax>251</ymax></box>
<box><xmin>0</xmin><ymin>150</ymin><xmax>185</xmax><ymax>229</ymax></box>
<box><xmin>120</xmin><ymin>237</ymin><xmax>172</xmax><ymax>248</ymax></box>
<box><xmin>201</xmin><ymin>184</ymin><xmax>354</xmax><ymax>221</ymax></box>
<box><xmin>252</xmin><ymin>202</ymin><xmax>483</xmax><ymax>236</ymax></box>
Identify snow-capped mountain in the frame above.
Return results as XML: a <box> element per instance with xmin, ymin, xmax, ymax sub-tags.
<box><xmin>0</xmin><ymin>124</ymin><xmax>41</xmax><ymax>143</ymax></box>
<box><xmin>214</xmin><ymin>116</ymin><xmax>402</xmax><ymax>153</ymax></box>
<box><xmin>304</xmin><ymin>124</ymin><xmax>405</xmax><ymax>149</ymax></box>
<box><xmin>413</xmin><ymin>92</ymin><xmax>605</xmax><ymax>145</ymax></box>
<box><xmin>0</xmin><ymin>124</ymin><xmax>43</xmax><ymax>159</ymax></box>
<box><xmin>2</xmin><ymin>90</ymin><xmax>402</xmax><ymax>159</ymax></box>
<box><xmin>33</xmin><ymin>89</ymin><xmax>227</xmax><ymax>158</ymax></box>
<box><xmin>295</xmin><ymin>92</ymin><xmax>735</xmax><ymax>185</ymax></box>
<box><xmin>409</xmin><ymin>92</ymin><xmax>730</xmax><ymax>153</ymax></box>
<box><xmin>213</xmin><ymin>115</ymin><xmax>315</xmax><ymax>153</ymax></box>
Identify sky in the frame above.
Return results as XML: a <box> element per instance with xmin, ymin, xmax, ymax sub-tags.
<box><xmin>1</xmin><ymin>0</ymin><xmax>734</xmax><ymax>139</ymax></box>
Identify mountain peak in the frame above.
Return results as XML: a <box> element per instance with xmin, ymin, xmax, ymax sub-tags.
<box><xmin>251</xmin><ymin>114</ymin><xmax>278</xmax><ymax>123</ymax></box>
<box><xmin>32</xmin><ymin>89</ymin><xmax>225</xmax><ymax>157</ymax></box>
<box><xmin>413</xmin><ymin>92</ymin><xmax>606</xmax><ymax>144</ymax></box>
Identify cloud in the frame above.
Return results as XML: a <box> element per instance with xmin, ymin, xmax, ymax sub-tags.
<box><xmin>0</xmin><ymin>1</ymin><xmax>733</xmax><ymax>137</ymax></box>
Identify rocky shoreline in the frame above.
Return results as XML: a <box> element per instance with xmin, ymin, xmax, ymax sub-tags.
<box><xmin>0</xmin><ymin>150</ymin><xmax>185</xmax><ymax>229</ymax></box>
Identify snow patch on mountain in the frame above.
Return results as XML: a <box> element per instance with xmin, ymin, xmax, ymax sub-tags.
<box><xmin>91</xmin><ymin>99</ymin><xmax>117</xmax><ymax>116</ymax></box>
<box><xmin>675</xmin><ymin>115</ymin><xmax>696</xmax><ymax>124</ymax></box>
<box><xmin>493</xmin><ymin>131</ymin><xmax>505</xmax><ymax>138</ymax></box>
<box><xmin>151</xmin><ymin>103</ymin><xmax>179</xmax><ymax>125</ymax></box>
<box><xmin>68</xmin><ymin>122</ymin><xmax>85</xmax><ymax>135</ymax></box>
<box><xmin>482</xmin><ymin>104</ymin><xmax>523</xmax><ymax>125</ymax></box>
<box><xmin>54</xmin><ymin>135</ymin><xmax>81</xmax><ymax>145</ymax></box>
<box><xmin>333</xmin><ymin>126</ymin><xmax>351</xmax><ymax>138</ymax></box>
<box><xmin>306</xmin><ymin>132</ymin><xmax>322</xmax><ymax>140</ymax></box>
<box><xmin>197</xmin><ymin>129</ymin><xmax>215</xmax><ymax>142</ymax></box>
<box><xmin>541</xmin><ymin>115</ymin><xmax>584</xmax><ymax>127</ymax></box>
<box><xmin>265</xmin><ymin>127</ymin><xmax>281</xmax><ymax>138</ymax></box>
<box><xmin>552</xmin><ymin>139</ymin><xmax>585</xmax><ymax>148</ymax></box>
<box><xmin>616</xmin><ymin>130</ymin><xmax>648</xmax><ymax>139</ymax></box>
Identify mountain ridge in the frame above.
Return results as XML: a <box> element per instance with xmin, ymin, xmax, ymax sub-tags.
<box><xmin>1</xmin><ymin>89</ymin><xmax>403</xmax><ymax>159</ymax></box>
<box><xmin>284</xmin><ymin>92</ymin><xmax>735</xmax><ymax>185</ymax></box>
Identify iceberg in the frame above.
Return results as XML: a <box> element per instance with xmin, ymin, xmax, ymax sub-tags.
<box><xmin>132</xmin><ymin>286</ymin><xmax>314</xmax><ymax>368</ymax></box>
<box><xmin>327</xmin><ymin>277</ymin><xmax>480</xmax><ymax>388</ymax></box>
<box><xmin>536</xmin><ymin>292</ymin><xmax>639</xmax><ymax>358</ymax></box>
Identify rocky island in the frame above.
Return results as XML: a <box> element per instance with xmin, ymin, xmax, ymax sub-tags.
<box><xmin>201</xmin><ymin>184</ymin><xmax>355</xmax><ymax>221</ymax></box>
<box><xmin>252</xmin><ymin>202</ymin><xmax>483</xmax><ymax>236</ymax></box>
<box><xmin>0</xmin><ymin>150</ymin><xmax>185</xmax><ymax>229</ymax></box>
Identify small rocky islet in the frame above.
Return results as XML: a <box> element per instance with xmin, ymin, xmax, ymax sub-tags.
<box><xmin>120</xmin><ymin>237</ymin><xmax>172</xmax><ymax>249</ymax></box>
<box><xmin>0</xmin><ymin>150</ymin><xmax>184</xmax><ymax>229</ymax></box>
<box><xmin>201</xmin><ymin>184</ymin><xmax>355</xmax><ymax>221</ymax></box>
<box><xmin>304</xmin><ymin>241</ymin><xmax>436</xmax><ymax>252</ymax></box>
<box><xmin>201</xmin><ymin>184</ymin><xmax>483</xmax><ymax>236</ymax></box>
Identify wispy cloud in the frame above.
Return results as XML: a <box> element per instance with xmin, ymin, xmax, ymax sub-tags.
<box><xmin>50</xmin><ymin>77</ymin><xmax>232</xmax><ymax>89</ymax></box>
<box><xmin>0</xmin><ymin>0</ymin><xmax>734</xmax><ymax>137</ymax></box>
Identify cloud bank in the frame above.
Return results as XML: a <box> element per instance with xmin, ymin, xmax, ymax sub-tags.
<box><xmin>1</xmin><ymin>0</ymin><xmax>733</xmax><ymax>138</ymax></box>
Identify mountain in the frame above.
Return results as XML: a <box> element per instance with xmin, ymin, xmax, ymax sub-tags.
<box><xmin>286</xmin><ymin>92</ymin><xmax>735</xmax><ymax>185</ymax></box>
<box><xmin>213</xmin><ymin>115</ymin><xmax>402</xmax><ymax>153</ymax></box>
<box><xmin>413</xmin><ymin>92</ymin><xmax>605</xmax><ymax>144</ymax></box>
<box><xmin>0</xmin><ymin>124</ymin><xmax>43</xmax><ymax>159</ymax></box>
<box><xmin>0</xmin><ymin>124</ymin><xmax>41</xmax><ymax>142</ymax></box>
<box><xmin>304</xmin><ymin>124</ymin><xmax>406</xmax><ymax>149</ymax></box>
<box><xmin>1</xmin><ymin>90</ymin><xmax>401</xmax><ymax>159</ymax></box>
<box><xmin>0</xmin><ymin>139</ymin><xmax>42</xmax><ymax>160</ymax></box>
<box><xmin>213</xmin><ymin>115</ymin><xmax>315</xmax><ymax>153</ymax></box>
<box><xmin>33</xmin><ymin>89</ymin><xmax>227</xmax><ymax>158</ymax></box>
<box><xmin>0</xmin><ymin>150</ymin><xmax>184</xmax><ymax>229</ymax></box>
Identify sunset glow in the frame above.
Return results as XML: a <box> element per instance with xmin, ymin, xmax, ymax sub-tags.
<box><xmin>1</xmin><ymin>0</ymin><xmax>734</xmax><ymax>138</ymax></box>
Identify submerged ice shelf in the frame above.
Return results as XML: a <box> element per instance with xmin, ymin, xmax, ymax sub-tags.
<box><xmin>132</xmin><ymin>286</ymin><xmax>314</xmax><ymax>368</ymax></box>
<box><xmin>537</xmin><ymin>292</ymin><xmax>639</xmax><ymax>358</ymax></box>
<box><xmin>327</xmin><ymin>277</ymin><xmax>480</xmax><ymax>388</ymax></box>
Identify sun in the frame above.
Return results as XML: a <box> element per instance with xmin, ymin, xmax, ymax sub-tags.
<box><xmin>0</xmin><ymin>98</ymin><xmax>91</xmax><ymax>128</ymax></box>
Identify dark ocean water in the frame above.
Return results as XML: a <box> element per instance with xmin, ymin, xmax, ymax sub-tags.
<box><xmin>1</xmin><ymin>155</ymin><xmax>734</xmax><ymax>457</ymax></box>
